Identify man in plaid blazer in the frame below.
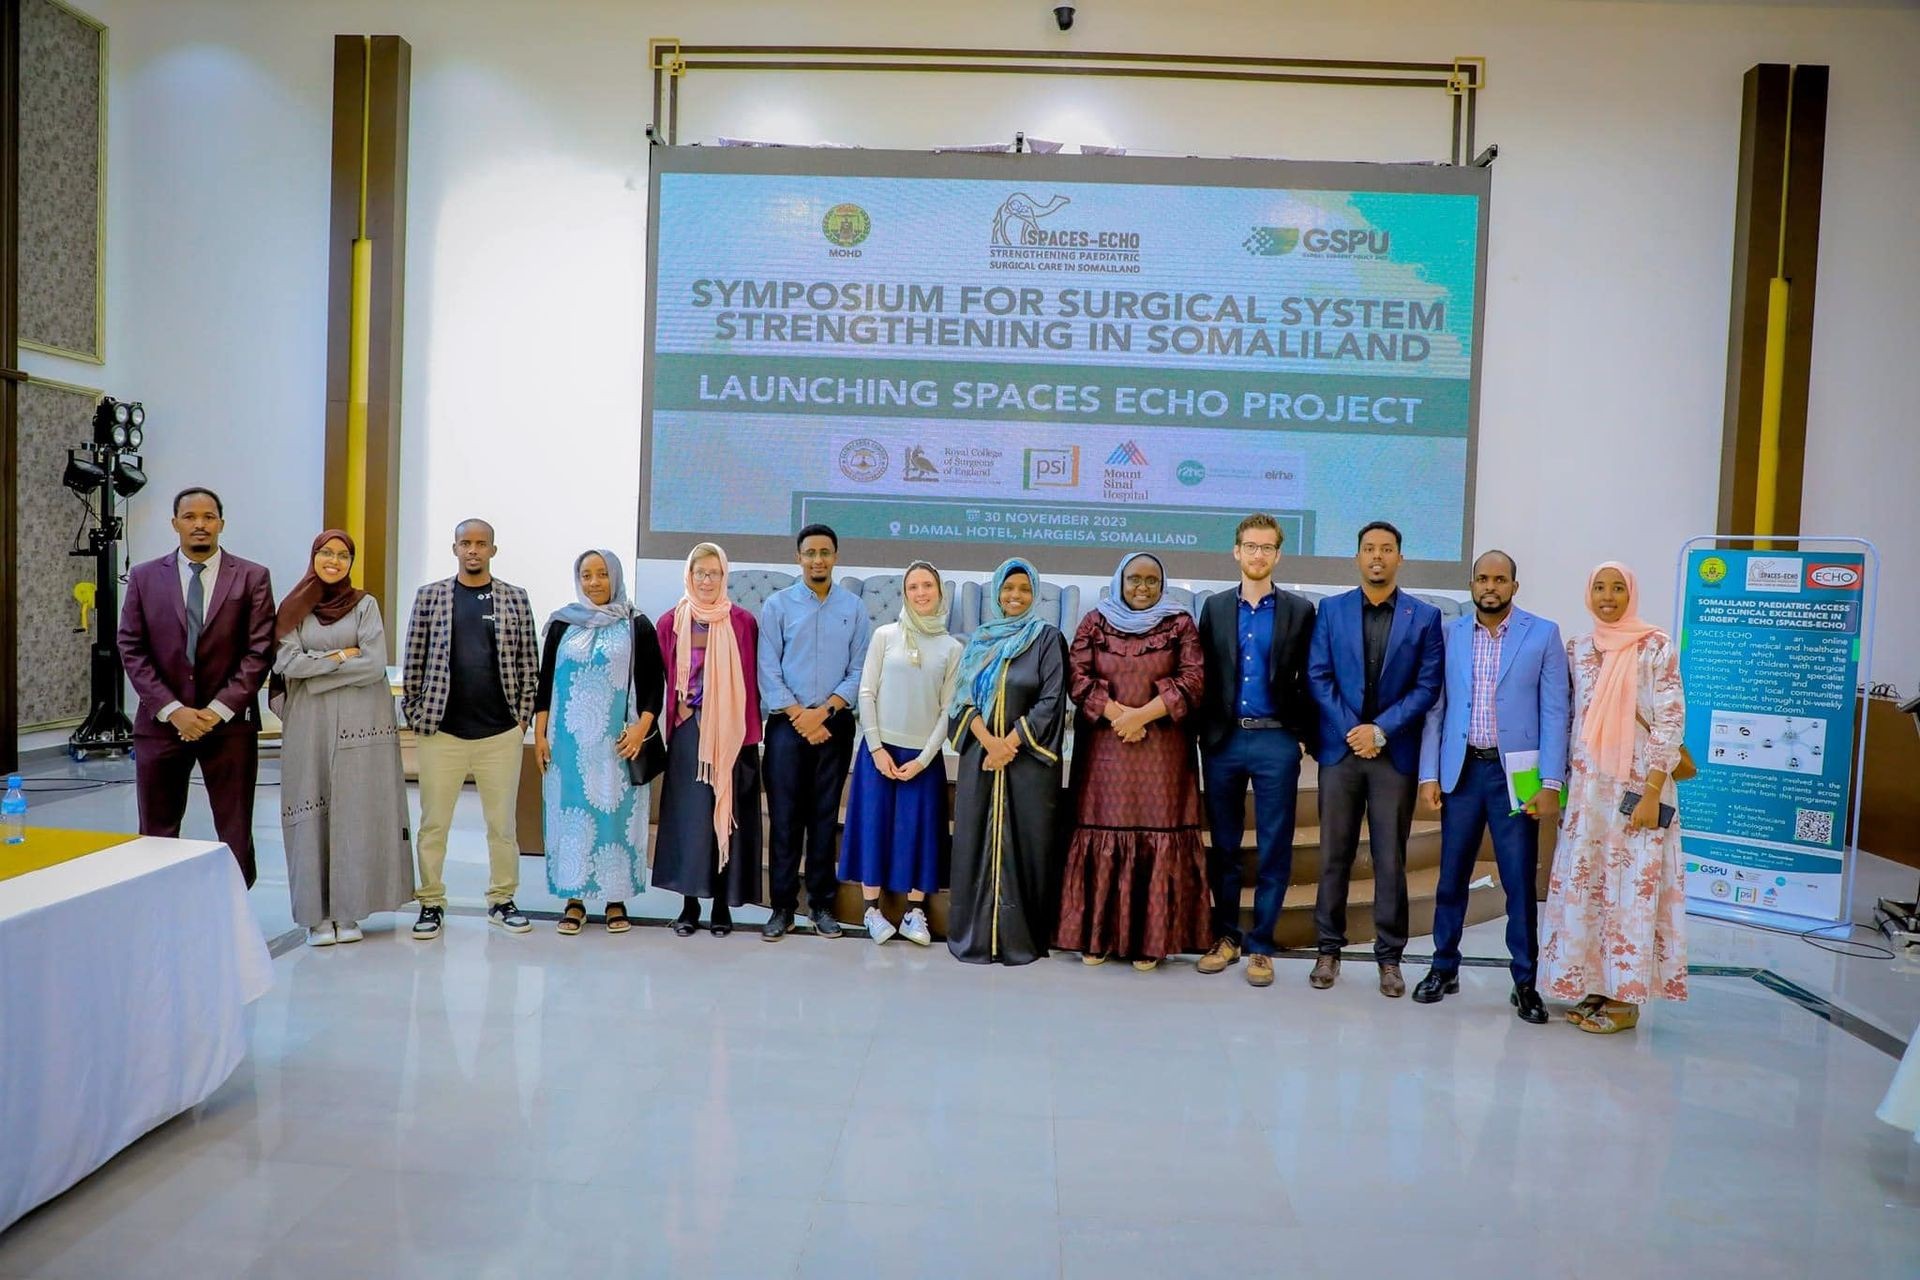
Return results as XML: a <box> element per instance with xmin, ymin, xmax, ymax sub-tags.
<box><xmin>402</xmin><ymin>518</ymin><xmax>539</xmax><ymax>939</ymax></box>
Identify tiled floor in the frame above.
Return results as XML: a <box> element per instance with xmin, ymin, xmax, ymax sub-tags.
<box><xmin>2</xmin><ymin>754</ymin><xmax>1917</xmax><ymax>1279</ymax></box>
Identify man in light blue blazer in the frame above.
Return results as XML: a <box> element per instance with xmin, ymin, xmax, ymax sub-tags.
<box><xmin>1413</xmin><ymin>550</ymin><xmax>1570</xmax><ymax>1023</ymax></box>
<box><xmin>1306</xmin><ymin>520</ymin><xmax>1444</xmax><ymax>997</ymax></box>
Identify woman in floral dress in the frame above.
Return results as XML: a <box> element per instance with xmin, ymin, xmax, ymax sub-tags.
<box><xmin>533</xmin><ymin>549</ymin><xmax>665</xmax><ymax>935</ymax></box>
<box><xmin>1539</xmin><ymin>561</ymin><xmax>1688</xmax><ymax>1032</ymax></box>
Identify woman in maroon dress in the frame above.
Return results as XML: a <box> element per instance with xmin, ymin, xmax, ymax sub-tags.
<box><xmin>1056</xmin><ymin>552</ymin><xmax>1210</xmax><ymax>970</ymax></box>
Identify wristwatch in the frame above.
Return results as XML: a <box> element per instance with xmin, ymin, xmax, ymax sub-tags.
<box><xmin>1371</xmin><ymin>726</ymin><xmax>1387</xmax><ymax>750</ymax></box>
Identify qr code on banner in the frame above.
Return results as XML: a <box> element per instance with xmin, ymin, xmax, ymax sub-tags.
<box><xmin>1794</xmin><ymin>808</ymin><xmax>1835</xmax><ymax>845</ymax></box>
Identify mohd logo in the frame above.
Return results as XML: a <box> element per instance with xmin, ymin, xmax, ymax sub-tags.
<box><xmin>1105</xmin><ymin>441</ymin><xmax>1148</xmax><ymax>466</ymax></box>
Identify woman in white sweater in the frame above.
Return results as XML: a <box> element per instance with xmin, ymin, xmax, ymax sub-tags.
<box><xmin>838</xmin><ymin>562</ymin><xmax>963</xmax><ymax>944</ymax></box>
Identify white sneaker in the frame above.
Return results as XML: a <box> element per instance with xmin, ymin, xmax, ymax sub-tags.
<box><xmin>899</xmin><ymin>908</ymin><xmax>932</xmax><ymax>947</ymax></box>
<box><xmin>864</xmin><ymin>907</ymin><xmax>897</xmax><ymax>944</ymax></box>
<box><xmin>306</xmin><ymin>922</ymin><xmax>337</xmax><ymax>947</ymax></box>
<box><xmin>333</xmin><ymin>921</ymin><xmax>364</xmax><ymax>944</ymax></box>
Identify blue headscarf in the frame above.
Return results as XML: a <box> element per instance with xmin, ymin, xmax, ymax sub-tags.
<box><xmin>548</xmin><ymin>548</ymin><xmax>635</xmax><ymax>630</ymax></box>
<box><xmin>949</xmin><ymin>558</ymin><xmax>1050</xmax><ymax>717</ymax></box>
<box><xmin>1094</xmin><ymin>552</ymin><xmax>1187</xmax><ymax>635</ymax></box>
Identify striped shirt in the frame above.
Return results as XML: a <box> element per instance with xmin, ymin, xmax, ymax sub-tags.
<box><xmin>1468</xmin><ymin>616</ymin><xmax>1508</xmax><ymax>748</ymax></box>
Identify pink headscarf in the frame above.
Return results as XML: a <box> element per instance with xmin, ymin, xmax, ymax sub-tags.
<box><xmin>1582</xmin><ymin>561</ymin><xmax>1662</xmax><ymax>780</ymax></box>
<box><xmin>672</xmin><ymin>545</ymin><xmax>747</xmax><ymax>865</ymax></box>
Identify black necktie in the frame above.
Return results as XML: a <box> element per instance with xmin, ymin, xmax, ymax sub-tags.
<box><xmin>187</xmin><ymin>560</ymin><xmax>206</xmax><ymax>663</ymax></box>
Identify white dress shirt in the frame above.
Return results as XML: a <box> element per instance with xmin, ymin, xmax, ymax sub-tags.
<box><xmin>157</xmin><ymin>549</ymin><xmax>235</xmax><ymax>725</ymax></box>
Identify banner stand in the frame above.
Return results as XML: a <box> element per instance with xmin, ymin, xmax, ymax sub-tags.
<box><xmin>1671</xmin><ymin>536</ymin><xmax>1878</xmax><ymax>938</ymax></box>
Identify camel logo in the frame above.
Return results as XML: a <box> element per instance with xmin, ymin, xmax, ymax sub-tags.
<box><xmin>991</xmin><ymin>192</ymin><xmax>1070</xmax><ymax>246</ymax></box>
<box><xmin>903</xmin><ymin>444</ymin><xmax>941</xmax><ymax>482</ymax></box>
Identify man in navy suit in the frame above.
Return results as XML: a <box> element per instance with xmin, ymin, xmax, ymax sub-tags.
<box><xmin>117</xmin><ymin>487</ymin><xmax>277</xmax><ymax>886</ymax></box>
<box><xmin>1306</xmin><ymin>521</ymin><xmax>1443</xmax><ymax>996</ymax></box>
<box><xmin>1413</xmin><ymin>551</ymin><xmax>1570</xmax><ymax>1023</ymax></box>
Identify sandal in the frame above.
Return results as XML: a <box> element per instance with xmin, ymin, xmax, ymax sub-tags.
<box><xmin>605</xmin><ymin>902</ymin><xmax>632</xmax><ymax>934</ymax></box>
<box><xmin>1565</xmin><ymin>994</ymin><xmax>1607</xmax><ymax>1025</ymax></box>
<box><xmin>1575</xmin><ymin>1000</ymin><xmax>1640</xmax><ymax>1035</ymax></box>
<box><xmin>556</xmin><ymin>901</ymin><xmax>587</xmax><ymax>936</ymax></box>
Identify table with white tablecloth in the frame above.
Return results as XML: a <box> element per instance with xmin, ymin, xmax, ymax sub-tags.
<box><xmin>0</xmin><ymin>836</ymin><xmax>274</xmax><ymax>1233</ymax></box>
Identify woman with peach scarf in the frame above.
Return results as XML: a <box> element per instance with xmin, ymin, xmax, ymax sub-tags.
<box><xmin>651</xmin><ymin>543</ymin><xmax>764</xmax><ymax>937</ymax></box>
<box><xmin>1539</xmin><ymin>562</ymin><xmax>1689</xmax><ymax>1033</ymax></box>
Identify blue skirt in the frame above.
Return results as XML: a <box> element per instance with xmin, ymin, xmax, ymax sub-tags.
<box><xmin>838</xmin><ymin>743</ymin><xmax>949</xmax><ymax>893</ymax></box>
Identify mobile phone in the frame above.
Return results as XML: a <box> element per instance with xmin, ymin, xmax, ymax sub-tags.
<box><xmin>1618</xmin><ymin>790</ymin><xmax>1676</xmax><ymax>829</ymax></box>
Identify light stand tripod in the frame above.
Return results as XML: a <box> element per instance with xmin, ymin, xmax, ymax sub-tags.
<box><xmin>62</xmin><ymin>397</ymin><xmax>146</xmax><ymax>761</ymax></box>
<box><xmin>67</xmin><ymin>499</ymin><xmax>132</xmax><ymax>760</ymax></box>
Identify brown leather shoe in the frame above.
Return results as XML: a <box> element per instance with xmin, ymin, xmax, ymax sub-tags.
<box><xmin>1245</xmin><ymin>955</ymin><xmax>1275</xmax><ymax>987</ymax></box>
<box><xmin>1309</xmin><ymin>954</ymin><xmax>1340</xmax><ymax>989</ymax></box>
<box><xmin>1196</xmin><ymin>938</ymin><xmax>1241</xmax><ymax>975</ymax></box>
<box><xmin>1379</xmin><ymin>963</ymin><xmax>1406</xmax><ymax>998</ymax></box>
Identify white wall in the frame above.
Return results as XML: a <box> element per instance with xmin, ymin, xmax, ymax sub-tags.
<box><xmin>23</xmin><ymin>0</ymin><xmax>1919</xmax><ymax>689</ymax></box>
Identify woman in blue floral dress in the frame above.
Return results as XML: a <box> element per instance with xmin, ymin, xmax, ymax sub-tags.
<box><xmin>533</xmin><ymin>549</ymin><xmax>667</xmax><ymax>934</ymax></box>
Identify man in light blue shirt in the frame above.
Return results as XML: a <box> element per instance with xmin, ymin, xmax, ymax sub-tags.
<box><xmin>758</xmin><ymin>524</ymin><xmax>872</xmax><ymax>940</ymax></box>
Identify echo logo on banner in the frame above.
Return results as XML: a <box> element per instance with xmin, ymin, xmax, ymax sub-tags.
<box><xmin>1023</xmin><ymin>447</ymin><xmax>1080</xmax><ymax>490</ymax></box>
<box><xmin>1805</xmin><ymin>563</ymin><xmax>1863</xmax><ymax>590</ymax></box>
<box><xmin>1744</xmin><ymin>557</ymin><xmax>1803</xmax><ymax>594</ymax></box>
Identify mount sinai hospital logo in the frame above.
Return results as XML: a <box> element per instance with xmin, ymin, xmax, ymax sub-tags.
<box><xmin>1106</xmin><ymin>441</ymin><xmax>1147</xmax><ymax>466</ymax></box>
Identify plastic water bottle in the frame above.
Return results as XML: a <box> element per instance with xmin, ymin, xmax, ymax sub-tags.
<box><xmin>1</xmin><ymin>775</ymin><xmax>25</xmax><ymax>845</ymax></box>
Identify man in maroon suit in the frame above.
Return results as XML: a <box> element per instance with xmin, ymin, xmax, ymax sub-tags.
<box><xmin>117</xmin><ymin>487</ymin><xmax>277</xmax><ymax>885</ymax></box>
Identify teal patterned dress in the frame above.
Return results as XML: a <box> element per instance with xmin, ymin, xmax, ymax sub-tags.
<box><xmin>541</xmin><ymin>621</ymin><xmax>652</xmax><ymax>900</ymax></box>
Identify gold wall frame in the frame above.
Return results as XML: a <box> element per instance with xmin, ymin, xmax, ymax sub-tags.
<box><xmin>18</xmin><ymin>0</ymin><xmax>107</xmax><ymax>364</ymax></box>
<box><xmin>647</xmin><ymin>42</ymin><xmax>1486</xmax><ymax>165</ymax></box>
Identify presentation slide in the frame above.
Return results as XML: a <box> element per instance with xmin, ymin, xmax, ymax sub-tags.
<box><xmin>642</xmin><ymin>148</ymin><xmax>1489</xmax><ymax>579</ymax></box>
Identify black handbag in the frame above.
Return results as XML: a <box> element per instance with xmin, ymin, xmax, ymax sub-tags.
<box><xmin>625</xmin><ymin>618</ymin><xmax>669</xmax><ymax>786</ymax></box>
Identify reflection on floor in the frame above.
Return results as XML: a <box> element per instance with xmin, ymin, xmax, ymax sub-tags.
<box><xmin>2</xmin><ymin>754</ymin><xmax>1916</xmax><ymax>1279</ymax></box>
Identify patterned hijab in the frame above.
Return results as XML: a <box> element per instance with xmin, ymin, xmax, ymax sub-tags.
<box><xmin>548</xmin><ymin>548</ymin><xmax>634</xmax><ymax>630</ymax></box>
<box><xmin>898</xmin><ymin>560</ymin><xmax>949</xmax><ymax>666</ymax></box>
<box><xmin>1094</xmin><ymin>552</ymin><xmax>1187</xmax><ymax>635</ymax></box>
<box><xmin>1582</xmin><ymin>560</ymin><xmax>1662</xmax><ymax>781</ymax></box>
<box><xmin>949</xmin><ymin>558</ymin><xmax>1049</xmax><ymax>717</ymax></box>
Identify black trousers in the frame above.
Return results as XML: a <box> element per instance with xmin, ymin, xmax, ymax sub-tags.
<box><xmin>134</xmin><ymin>728</ymin><xmax>261</xmax><ymax>888</ymax></box>
<box><xmin>763</xmin><ymin>710</ymin><xmax>856</xmax><ymax>912</ymax></box>
<box><xmin>1313</xmin><ymin>752</ymin><xmax>1416</xmax><ymax>963</ymax></box>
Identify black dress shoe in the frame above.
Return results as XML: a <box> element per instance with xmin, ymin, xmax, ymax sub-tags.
<box><xmin>761</xmin><ymin>909</ymin><xmax>794</xmax><ymax>942</ymax></box>
<box><xmin>1512</xmin><ymin>984</ymin><xmax>1549</xmax><ymax>1024</ymax></box>
<box><xmin>672</xmin><ymin>918</ymin><xmax>699</xmax><ymax>938</ymax></box>
<box><xmin>710</xmin><ymin>916</ymin><xmax>734</xmax><ymax>938</ymax></box>
<box><xmin>810</xmin><ymin>908</ymin><xmax>844</xmax><ymax>939</ymax></box>
<box><xmin>1412</xmin><ymin>970</ymin><xmax>1460</xmax><ymax>1004</ymax></box>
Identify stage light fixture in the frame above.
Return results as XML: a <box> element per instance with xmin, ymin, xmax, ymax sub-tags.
<box><xmin>111</xmin><ymin>455</ymin><xmax>147</xmax><ymax>497</ymax></box>
<box><xmin>63</xmin><ymin>450</ymin><xmax>108</xmax><ymax>495</ymax></box>
<box><xmin>66</xmin><ymin>391</ymin><xmax>150</xmax><ymax>759</ymax></box>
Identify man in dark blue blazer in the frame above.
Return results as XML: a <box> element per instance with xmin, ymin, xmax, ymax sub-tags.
<box><xmin>1306</xmin><ymin>521</ymin><xmax>1444</xmax><ymax>996</ymax></box>
<box><xmin>1413</xmin><ymin>551</ymin><xmax>1570</xmax><ymax>1023</ymax></box>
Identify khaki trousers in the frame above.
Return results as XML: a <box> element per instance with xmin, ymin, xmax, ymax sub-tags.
<box><xmin>415</xmin><ymin>726</ymin><xmax>523</xmax><ymax>907</ymax></box>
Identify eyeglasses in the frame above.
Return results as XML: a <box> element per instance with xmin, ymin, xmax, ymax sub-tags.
<box><xmin>1122</xmin><ymin>575</ymin><xmax>1161</xmax><ymax>588</ymax></box>
<box><xmin>691</xmin><ymin>569</ymin><xmax>724</xmax><ymax>583</ymax></box>
<box><xmin>313</xmin><ymin>550</ymin><xmax>352</xmax><ymax>563</ymax></box>
<box><xmin>798</xmin><ymin>549</ymin><xmax>835</xmax><ymax>561</ymax></box>
<box><xmin>1236</xmin><ymin>541</ymin><xmax>1280</xmax><ymax>555</ymax></box>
